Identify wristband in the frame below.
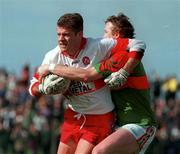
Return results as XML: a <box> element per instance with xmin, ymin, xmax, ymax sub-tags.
<box><xmin>49</xmin><ymin>64</ymin><xmax>56</xmax><ymax>72</ymax></box>
<box><xmin>119</xmin><ymin>68</ymin><xmax>129</xmax><ymax>77</ymax></box>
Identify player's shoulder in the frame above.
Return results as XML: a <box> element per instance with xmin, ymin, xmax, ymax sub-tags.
<box><xmin>128</xmin><ymin>39</ymin><xmax>146</xmax><ymax>50</ymax></box>
<box><xmin>116</xmin><ymin>37</ymin><xmax>145</xmax><ymax>44</ymax></box>
<box><xmin>87</xmin><ymin>37</ymin><xmax>116</xmax><ymax>47</ymax></box>
<box><xmin>45</xmin><ymin>46</ymin><xmax>60</xmax><ymax>57</ymax></box>
<box><xmin>128</xmin><ymin>38</ymin><xmax>145</xmax><ymax>44</ymax></box>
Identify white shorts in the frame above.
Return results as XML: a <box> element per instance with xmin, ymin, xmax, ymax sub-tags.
<box><xmin>121</xmin><ymin>124</ymin><xmax>156</xmax><ymax>154</ymax></box>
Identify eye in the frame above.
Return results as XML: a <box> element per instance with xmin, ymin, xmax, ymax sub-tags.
<box><xmin>64</xmin><ymin>33</ymin><xmax>69</xmax><ymax>37</ymax></box>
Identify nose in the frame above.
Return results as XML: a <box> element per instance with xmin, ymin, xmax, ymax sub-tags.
<box><xmin>58</xmin><ymin>34</ymin><xmax>65</xmax><ymax>41</ymax></box>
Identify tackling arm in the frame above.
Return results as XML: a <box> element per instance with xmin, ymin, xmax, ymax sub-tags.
<box><xmin>103</xmin><ymin>38</ymin><xmax>145</xmax><ymax>87</ymax></box>
<box><xmin>36</xmin><ymin>38</ymin><xmax>145</xmax><ymax>90</ymax></box>
<box><xmin>122</xmin><ymin>39</ymin><xmax>145</xmax><ymax>74</ymax></box>
<box><xmin>37</xmin><ymin>50</ymin><xmax>129</xmax><ymax>83</ymax></box>
<box><xmin>37</xmin><ymin>64</ymin><xmax>102</xmax><ymax>82</ymax></box>
<box><xmin>53</xmin><ymin>64</ymin><xmax>102</xmax><ymax>82</ymax></box>
<box><xmin>122</xmin><ymin>55</ymin><xmax>142</xmax><ymax>73</ymax></box>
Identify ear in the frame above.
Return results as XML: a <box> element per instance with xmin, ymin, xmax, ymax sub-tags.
<box><xmin>113</xmin><ymin>32</ymin><xmax>120</xmax><ymax>39</ymax></box>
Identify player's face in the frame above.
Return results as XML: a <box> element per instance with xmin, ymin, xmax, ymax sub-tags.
<box><xmin>103</xmin><ymin>22</ymin><xmax>119</xmax><ymax>39</ymax></box>
<box><xmin>57</xmin><ymin>26</ymin><xmax>82</xmax><ymax>53</ymax></box>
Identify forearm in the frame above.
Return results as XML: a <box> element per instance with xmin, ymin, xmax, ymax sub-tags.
<box><xmin>104</xmin><ymin>57</ymin><xmax>140</xmax><ymax>88</ymax></box>
<box><xmin>126</xmin><ymin>39</ymin><xmax>145</xmax><ymax>73</ymax></box>
<box><xmin>50</xmin><ymin>64</ymin><xmax>102</xmax><ymax>82</ymax></box>
<box><xmin>122</xmin><ymin>58</ymin><xmax>140</xmax><ymax>74</ymax></box>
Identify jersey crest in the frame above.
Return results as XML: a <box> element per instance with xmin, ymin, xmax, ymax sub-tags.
<box><xmin>82</xmin><ymin>56</ymin><xmax>90</xmax><ymax>65</ymax></box>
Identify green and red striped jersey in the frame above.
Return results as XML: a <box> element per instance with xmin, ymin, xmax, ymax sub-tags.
<box><xmin>94</xmin><ymin>38</ymin><xmax>157</xmax><ymax>126</ymax></box>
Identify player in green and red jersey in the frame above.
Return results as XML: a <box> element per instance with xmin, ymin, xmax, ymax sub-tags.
<box><xmin>91</xmin><ymin>13</ymin><xmax>157</xmax><ymax>154</ymax></box>
<box><xmin>37</xmin><ymin>13</ymin><xmax>157</xmax><ymax>154</ymax></box>
<box><xmin>94</xmin><ymin>37</ymin><xmax>156</xmax><ymax>127</ymax></box>
<box><xmin>93</xmin><ymin>41</ymin><xmax>157</xmax><ymax>154</ymax></box>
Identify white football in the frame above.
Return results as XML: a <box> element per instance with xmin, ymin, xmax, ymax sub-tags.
<box><xmin>42</xmin><ymin>74</ymin><xmax>71</xmax><ymax>95</ymax></box>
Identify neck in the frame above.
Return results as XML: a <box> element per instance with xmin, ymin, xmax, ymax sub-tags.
<box><xmin>68</xmin><ymin>42</ymin><xmax>81</xmax><ymax>57</ymax></box>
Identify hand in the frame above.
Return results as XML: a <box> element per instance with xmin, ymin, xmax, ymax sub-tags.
<box><xmin>39</xmin><ymin>74</ymin><xmax>70</xmax><ymax>95</ymax></box>
<box><xmin>37</xmin><ymin>64</ymin><xmax>49</xmax><ymax>81</ymax></box>
<box><xmin>38</xmin><ymin>75</ymin><xmax>58</xmax><ymax>94</ymax></box>
<box><xmin>104</xmin><ymin>68</ymin><xmax>129</xmax><ymax>88</ymax></box>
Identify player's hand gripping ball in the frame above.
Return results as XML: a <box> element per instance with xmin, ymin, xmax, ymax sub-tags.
<box><xmin>39</xmin><ymin>74</ymin><xmax>71</xmax><ymax>95</ymax></box>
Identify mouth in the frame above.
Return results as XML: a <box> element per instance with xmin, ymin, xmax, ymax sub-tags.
<box><xmin>59</xmin><ymin>42</ymin><xmax>67</xmax><ymax>48</ymax></box>
<box><xmin>59</xmin><ymin>44</ymin><xmax>66</xmax><ymax>47</ymax></box>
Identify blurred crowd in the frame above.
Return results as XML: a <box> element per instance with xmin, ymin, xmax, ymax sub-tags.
<box><xmin>147</xmin><ymin>73</ymin><xmax>180</xmax><ymax>154</ymax></box>
<box><xmin>0</xmin><ymin>65</ymin><xmax>66</xmax><ymax>154</ymax></box>
<box><xmin>0</xmin><ymin>65</ymin><xmax>180</xmax><ymax>154</ymax></box>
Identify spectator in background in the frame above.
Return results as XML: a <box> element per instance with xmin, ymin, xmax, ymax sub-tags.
<box><xmin>162</xmin><ymin>75</ymin><xmax>179</xmax><ymax>103</ymax></box>
<box><xmin>40</xmin><ymin>121</ymin><xmax>52</xmax><ymax>154</ymax></box>
<box><xmin>148</xmin><ymin>73</ymin><xmax>180</xmax><ymax>154</ymax></box>
<box><xmin>27</xmin><ymin>122</ymin><xmax>40</xmax><ymax>154</ymax></box>
<box><xmin>151</xmin><ymin>73</ymin><xmax>162</xmax><ymax>102</ymax></box>
<box><xmin>20</xmin><ymin>64</ymin><xmax>30</xmax><ymax>87</ymax></box>
<box><xmin>0</xmin><ymin>66</ymin><xmax>66</xmax><ymax>154</ymax></box>
<box><xmin>0</xmin><ymin>119</ymin><xmax>10</xmax><ymax>154</ymax></box>
<box><xmin>10</xmin><ymin>122</ymin><xmax>27</xmax><ymax>154</ymax></box>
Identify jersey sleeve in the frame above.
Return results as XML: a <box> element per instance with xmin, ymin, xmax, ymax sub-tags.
<box><xmin>29</xmin><ymin>46</ymin><xmax>60</xmax><ymax>96</ymax></box>
<box><xmin>41</xmin><ymin>52</ymin><xmax>52</xmax><ymax>65</ymax></box>
<box><xmin>94</xmin><ymin>50</ymin><xmax>129</xmax><ymax>77</ymax></box>
<box><xmin>28</xmin><ymin>72</ymin><xmax>40</xmax><ymax>96</ymax></box>
<box><xmin>128</xmin><ymin>39</ymin><xmax>146</xmax><ymax>60</ymax></box>
<box><xmin>29</xmin><ymin>55</ymin><xmax>48</xmax><ymax>96</ymax></box>
<box><xmin>29</xmin><ymin>53</ymin><xmax>49</xmax><ymax>96</ymax></box>
<box><xmin>94</xmin><ymin>38</ymin><xmax>146</xmax><ymax>77</ymax></box>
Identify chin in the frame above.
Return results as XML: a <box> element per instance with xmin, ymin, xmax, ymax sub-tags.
<box><xmin>59</xmin><ymin>45</ymin><xmax>67</xmax><ymax>51</ymax></box>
